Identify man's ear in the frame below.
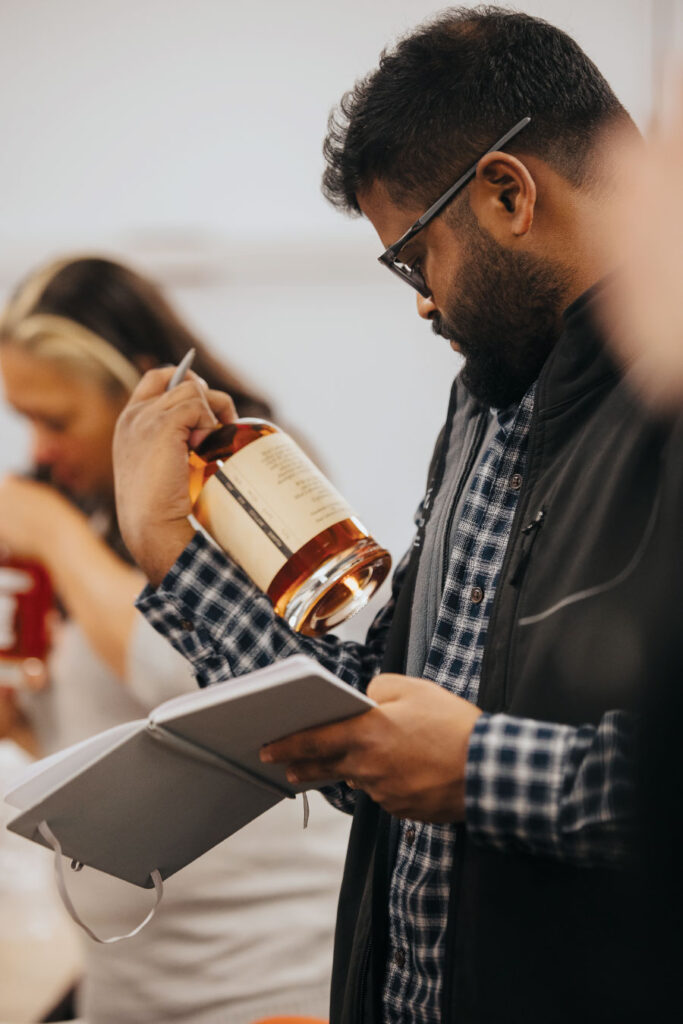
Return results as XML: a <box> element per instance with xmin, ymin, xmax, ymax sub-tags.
<box><xmin>468</xmin><ymin>152</ymin><xmax>537</xmax><ymax>243</ymax></box>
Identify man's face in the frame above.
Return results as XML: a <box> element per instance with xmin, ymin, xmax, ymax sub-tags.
<box><xmin>359</xmin><ymin>180</ymin><xmax>569</xmax><ymax>408</ymax></box>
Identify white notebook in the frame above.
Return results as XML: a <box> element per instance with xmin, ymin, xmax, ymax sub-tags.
<box><xmin>4</xmin><ymin>655</ymin><xmax>373</xmax><ymax>888</ymax></box>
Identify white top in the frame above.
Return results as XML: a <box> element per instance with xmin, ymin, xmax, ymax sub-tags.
<box><xmin>20</xmin><ymin>615</ymin><xmax>350</xmax><ymax>1024</ymax></box>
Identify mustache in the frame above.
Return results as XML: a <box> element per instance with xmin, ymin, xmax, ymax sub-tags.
<box><xmin>431</xmin><ymin>313</ymin><xmax>450</xmax><ymax>340</ymax></box>
<box><xmin>431</xmin><ymin>312</ymin><xmax>463</xmax><ymax>348</ymax></box>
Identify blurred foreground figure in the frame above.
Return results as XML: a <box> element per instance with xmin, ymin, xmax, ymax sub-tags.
<box><xmin>112</xmin><ymin>10</ymin><xmax>683</xmax><ymax>1024</ymax></box>
<box><xmin>600</xmin><ymin>84</ymin><xmax>683</xmax><ymax>1014</ymax></box>
<box><xmin>0</xmin><ymin>256</ymin><xmax>349</xmax><ymax>1024</ymax></box>
<box><xmin>602</xmin><ymin>84</ymin><xmax>683</xmax><ymax>409</ymax></box>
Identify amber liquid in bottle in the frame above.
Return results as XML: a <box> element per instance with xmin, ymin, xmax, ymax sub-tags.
<box><xmin>188</xmin><ymin>420</ymin><xmax>391</xmax><ymax>636</ymax></box>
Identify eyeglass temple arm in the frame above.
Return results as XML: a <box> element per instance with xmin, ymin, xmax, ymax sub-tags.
<box><xmin>381</xmin><ymin>115</ymin><xmax>532</xmax><ymax>262</ymax></box>
<box><xmin>418</xmin><ymin>115</ymin><xmax>531</xmax><ymax>224</ymax></box>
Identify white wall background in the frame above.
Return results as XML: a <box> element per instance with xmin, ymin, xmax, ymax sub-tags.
<box><xmin>0</xmin><ymin>0</ymin><xmax>678</xmax><ymax>630</ymax></box>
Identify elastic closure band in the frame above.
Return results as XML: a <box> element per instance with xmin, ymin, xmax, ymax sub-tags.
<box><xmin>38</xmin><ymin>820</ymin><xmax>163</xmax><ymax>944</ymax></box>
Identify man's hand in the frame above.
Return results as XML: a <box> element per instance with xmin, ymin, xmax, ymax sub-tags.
<box><xmin>261</xmin><ymin>674</ymin><xmax>483</xmax><ymax>822</ymax></box>
<box><xmin>113</xmin><ymin>367</ymin><xmax>237</xmax><ymax>585</ymax></box>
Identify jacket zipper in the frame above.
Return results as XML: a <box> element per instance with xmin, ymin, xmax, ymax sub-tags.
<box><xmin>509</xmin><ymin>505</ymin><xmax>547</xmax><ymax>586</ymax></box>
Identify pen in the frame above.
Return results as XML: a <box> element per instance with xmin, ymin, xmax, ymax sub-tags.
<box><xmin>165</xmin><ymin>347</ymin><xmax>196</xmax><ymax>391</ymax></box>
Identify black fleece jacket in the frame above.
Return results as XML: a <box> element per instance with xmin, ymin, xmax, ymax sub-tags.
<box><xmin>330</xmin><ymin>283</ymin><xmax>683</xmax><ymax>1024</ymax></box>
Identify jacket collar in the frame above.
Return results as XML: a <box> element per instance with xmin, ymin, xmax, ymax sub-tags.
<box><xmin>448</xmin><ymin>278</ymin><xmax>620</xmax><ymax>422</ymax></box>
<box><xmin>535</xmin><ymin>278</ymin><xmax>620</xmax><ymax>417</ymax></box>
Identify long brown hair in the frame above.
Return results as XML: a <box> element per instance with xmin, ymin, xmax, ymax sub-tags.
<box><xmin>0</xmin><ymin>256</ymin><xmax>273</xmax><ymax>419</ymax></box>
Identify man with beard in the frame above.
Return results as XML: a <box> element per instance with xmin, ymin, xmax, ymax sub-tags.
<box><xmin>112</xmin><ymin>8</ymin><xmax>677</xmax><ymax>1024</ymax></box>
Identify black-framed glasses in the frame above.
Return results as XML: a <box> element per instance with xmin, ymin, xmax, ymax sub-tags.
<box><xmin>377</xmin><ymin>116</ymin><xmax>531</xmax><ymax>297</ymax></box>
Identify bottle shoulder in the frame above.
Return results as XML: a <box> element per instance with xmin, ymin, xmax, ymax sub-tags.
<box><xmin>193</xmin><ymin>418</ymin><xmax>279</xmax><ymax>462</ymax></box>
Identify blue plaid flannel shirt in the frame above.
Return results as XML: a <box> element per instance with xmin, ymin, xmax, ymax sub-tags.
<box><xmin>137</xmin><ymin>387</ymin><xmax>634</xmax><ymax>1024</ymax></box>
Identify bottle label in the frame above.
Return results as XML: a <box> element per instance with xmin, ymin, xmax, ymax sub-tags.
<box><xmin>194</xmin><ymin>432</ymin><xmax>355</xmax><ymax>592</ymax></box>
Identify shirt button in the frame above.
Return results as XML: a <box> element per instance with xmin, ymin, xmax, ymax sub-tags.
<box><xmin>394</xmin><ymin>948</ymin><xmax>406</xmax><ymax>969</ymax></box>
<box><xmin>179</xmin><ymin>618</ymin><xmax>194</xmax><ymax>631</ymax></box>
<box><xmin>405</xmin><ymin>825</ymin><xmax>416</xmax><ymax>847</ymax></box>
<box><xmin>509</xmin><ymin>473</ymin><xmax>523</xmax><ymax>490</ymax></box>
<box><xmin>471</xmin><ymin>586</ymin><xmax>484</xmax><ymax>604</ymax></box>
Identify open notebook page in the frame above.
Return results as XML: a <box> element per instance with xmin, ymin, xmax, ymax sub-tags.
<box><xmin>4</xmin><ymin>721</ymin><xmax>142</xmax><ymax>810</ymax></box>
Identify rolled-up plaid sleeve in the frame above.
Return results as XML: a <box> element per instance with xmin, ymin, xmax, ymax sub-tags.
<box><xmin>136</xmin><ymin>530</ymin><xmax>412</xmax><ymax>816</ymax></box>
<box><xmin>135</xmin><ymin>531</ymin><xmax>397</xmax><ymax>689</ymax></box>
<box><xmin>465</xmin><ymin>709</ymin><xmax>635</xmax><ymax>865</ymax></box>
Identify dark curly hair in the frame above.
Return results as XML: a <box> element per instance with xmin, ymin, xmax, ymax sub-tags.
<box><xmin>322</xmin><ymin>5</ymin><xmax>635</xmax><ymax>214</ymax></box>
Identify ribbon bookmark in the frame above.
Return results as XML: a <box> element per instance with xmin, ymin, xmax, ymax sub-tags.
<box><xmin>38</xmin><ymin>820</ymin><xmax>163</xmax><ymax>944</ymax></box>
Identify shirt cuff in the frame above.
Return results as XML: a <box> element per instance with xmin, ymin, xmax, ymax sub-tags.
<box><xmin>135</xmin><ymin>531</ymin><xmax>274</xmax><ymax>685</ymax></box>
<box><xmin>465</xmin><ymin>711</ymin><xmax>576</xmax><ymax>854</ymax></box>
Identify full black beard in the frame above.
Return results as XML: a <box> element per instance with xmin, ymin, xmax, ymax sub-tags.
<box><xmin>432</xmin><ymin>213</ymin><xmax>569</xmax><ymax>409</ymax></box>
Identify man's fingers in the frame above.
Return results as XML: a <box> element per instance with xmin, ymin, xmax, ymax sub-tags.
<box><xmin>130</xmin><ymin>366</ymin><xmax>215</xmax><ymax>402</ymax></box>
<box><xmin>286</xmin><ymin>758</ymin><xmax>349</xmax><ymax>785</ymax></box>
<box><xmin>260</xmin><ymin>727</ymin><xmax>342</xmax><ymax>765</ymax></box>
<box><xmin>155</xmin><ymin>384</ymin><xmax>237</xmax><ymax>435</ymax></box>
<box><xmin>128</xmin><ymin>369</ymin><xmax>237</xmax><ymax>426</ymax></box>
<box><xmin>367</xmin><ymin>672</ymin><xmax>415</xmax><ymax>703</ymax></box>
<box><xmin>203</xmin><ymin>388</ymin><xmax>237</xmax><ymax>425</ymax></box>
<box><xmin>129</xmin><ymin>366</ymin><xmax>178</xmax><ymax>402</ymax></box>
<box><xmin>122</xmin><ymin>378</ymin><xmax>237</xmax><ymax>443</ymax></box>
<box><xmin>260</xmin><ymin>715</ymin><xmax>368</xmax><ymax>765</ymax></box>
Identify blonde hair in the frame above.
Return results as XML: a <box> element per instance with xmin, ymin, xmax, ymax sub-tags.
<box><xmin>0</xmin><ymin>254</ymin><xmax>273</xmax><ymax>419</ymax></box>
<box><xmin>0</xmin><ymin>258</ymin><xmax>141</xmax><ymax>393</ymax></box>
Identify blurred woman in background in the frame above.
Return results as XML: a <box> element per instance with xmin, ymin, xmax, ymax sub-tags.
<box><xmin>0</xmin><ymin>256</ymin><xmax>349</xmax><ymax>1024</ymax></box>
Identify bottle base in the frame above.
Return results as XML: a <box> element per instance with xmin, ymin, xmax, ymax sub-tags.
<box><xmin>277</xmin><ymin>540</ymin><xmax>391</xmax><ymax>637</ymax></box>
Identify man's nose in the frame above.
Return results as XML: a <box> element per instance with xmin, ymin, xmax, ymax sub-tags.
<box><xmin>416</xmin><ymin>292</ymin><xmax>437</xmax><ymax>320</ymax></box>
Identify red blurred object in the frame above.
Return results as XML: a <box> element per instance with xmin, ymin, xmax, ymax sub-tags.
<box><xmin>0</xmin><ymin>554</ymin><xmax>53</xmax><ymax>687</ymax></box>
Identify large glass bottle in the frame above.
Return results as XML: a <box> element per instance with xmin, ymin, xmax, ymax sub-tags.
<box><xmin>188</xmin><ymin>419</ymin><xmax>391</xmax><ymax>636</ymax></box>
